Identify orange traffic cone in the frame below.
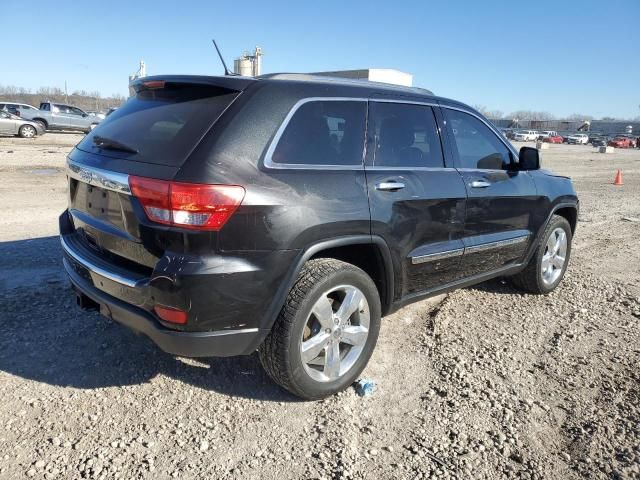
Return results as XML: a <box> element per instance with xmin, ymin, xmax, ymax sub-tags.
<box><xmin>613</xmin><ymin>170</ymin><xmax>623</xmax><ymax>186</ymax></box>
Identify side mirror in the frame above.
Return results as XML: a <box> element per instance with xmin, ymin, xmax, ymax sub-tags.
<box><xmin>82</xmin><ymin>113</ymin><xmax>88</xmax><ymax>117</ymax></box>
<box><xmin>519</xmin><ymin>146</ymin><xmax>540</xmax><ymax>170</ymax></box>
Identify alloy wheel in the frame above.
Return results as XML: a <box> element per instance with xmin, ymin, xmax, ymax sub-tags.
<box><xmin>300</xmin><ymin>285</ymin><xmax>370</xmax><ymax>382</ymax></box>
<box><xmin>541</xmin><ymin>227</ymin><xmax>567</xmax><ymax>286</ymax></box>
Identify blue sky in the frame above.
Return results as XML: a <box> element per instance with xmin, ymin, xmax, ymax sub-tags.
<box><xmin>2</xmin><ymin>0</ymin><xmax>638</xmax><ymax>118</ymax></box>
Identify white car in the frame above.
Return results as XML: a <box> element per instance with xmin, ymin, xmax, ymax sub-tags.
<box><xmin>513</xmin><ymin>130</ymin><xmax>539</xmax><ymax>141</ymax></box>
<box><xmin>567</xmin><ymin>133</ymin><xmax>589</xmax><ymax>145</ymax></box>
<box><xmin>537</xmin><ymin>130</ymin><xmax>556</xmax><ymax>139</ymax></box>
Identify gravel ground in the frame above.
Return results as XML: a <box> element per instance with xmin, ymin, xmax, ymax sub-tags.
<box><xmin>0</xmin><ymin>134</ymin><xmax>639</xmax><ymax>479</ymax></box>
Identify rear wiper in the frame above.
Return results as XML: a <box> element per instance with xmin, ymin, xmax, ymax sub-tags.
<box><xmin>92</xmin><ymin>135</ymin><xmax>138</xmax><ymax>154</ymax></box>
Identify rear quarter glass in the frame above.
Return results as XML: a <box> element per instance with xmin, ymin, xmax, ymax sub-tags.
<box><xmin>76</xmin><ymin>84</ymin><xmax>239</xmax><ymax>167</ymax></box>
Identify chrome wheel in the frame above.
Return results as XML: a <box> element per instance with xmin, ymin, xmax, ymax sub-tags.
<box><xmin>541</xmin><ymin>227</ymin><xmax>567</xmax><ymax>286</ymax></box>
<box><xmin>300</xmin><ymin>285</ymin><xmax>370</xmax><ymax>383</ymax></box>
<box><xmin>20</xmin><ymin>125</ymin><xmax>36</xmax><ymax>138</ymax></box>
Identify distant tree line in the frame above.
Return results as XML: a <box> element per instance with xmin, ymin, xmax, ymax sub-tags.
<box><xmin>0</xmin><ymin>84</ymin><xmax>126</xmax><ymax>112</ymax></box>
<box><xmin>472</xmin><ymin>104</ymin><xmax>639</xmax><ymax>122</ymax></box>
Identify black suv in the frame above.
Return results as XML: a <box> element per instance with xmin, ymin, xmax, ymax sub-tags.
<box><xmin>60</xmin><ymin>74</ymin><xmax>578</xmax><ymax>399</ymax></box>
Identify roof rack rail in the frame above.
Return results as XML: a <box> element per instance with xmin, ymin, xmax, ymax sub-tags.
<box><xmin>257</xmin><ymin>73</ymin><xmax>433</xmax><ymax>96</ymax></box>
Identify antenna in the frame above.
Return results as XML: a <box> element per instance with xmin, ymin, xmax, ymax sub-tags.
<box><xmin>211</xmin><ymin>39</ymin><xmax>236</xmax><ymax>76</ymax></box>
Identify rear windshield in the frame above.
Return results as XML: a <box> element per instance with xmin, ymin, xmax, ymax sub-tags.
<box><xmin>77</xmin><ymin>83</ymin><xmax>239</xmax><ymax>166</ymax></box>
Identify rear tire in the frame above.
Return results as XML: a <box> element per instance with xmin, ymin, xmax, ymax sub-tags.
<box><xmin>33</xmin><ymin>119</ymin><xmax>47</xmax><ymax>130</ymax></box>
<box><xmin>259</xmin><ymin>258</ymin><xmax>381</xmax><ymax>400</ymax></box>
<box><xmin>511</xmin><ymin>215</ymin><xmax>572</xmax><ymax>294</ymax></box>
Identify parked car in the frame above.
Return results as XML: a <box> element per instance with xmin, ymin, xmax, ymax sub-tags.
<box><xmin>0</xmin><ymin>110</ymin><xmax>45</xmax><ymax>137</ymax></box>
<box><xmin>31</xmin><ymin>102</ymin><xmax>101</xmax><ymax>133</ymax></box>
<box><xmin>87</xmin><ymin>111</ymin><xmax>107</xmax><ymax>120</ymax></box>
<box><xmin>566</xmin><ymin>133</ymin><xmax>589</xmax><ymax>145</ymax></box>
<box><xmin>537</xmin><ymin>131</ymin><xmax>555</xmax><ymax>139</ymax></box>
<box><xmin>105</xmin><ymin>107</ymin><xmax>118</xmax><ymax>117</ymax></box>
<box><xmin>513</xmin><ymin>130</ymin><xmax>539</xmax><ymax>141</ymax></box>
<box><xmin>60</xmin><ymin>74</ymin><xmax>578</xmax><ymax>399</ymax></box>
<box><xmin>0</xmin><ymin>102</ymin><xmax>39</xmax><ymax>119</ymax></box>
<box><xmin>589</xmin><ymin>134</ymin><xmax>610</xmax><ymax>147</ymax></box>
<box><xmin>608</xmin><ymin>136</ymin><xmax>633</xmax><ymax>148</ymax></box>
<box><xmin>543</xmin><ymin>132</ymin><xmax>564</xmax><ymax>144</ymax></box>
<box><xmin>501</xmin><ymin>128</ymin><xmax>516</xmax><ymax>140</ymax></box>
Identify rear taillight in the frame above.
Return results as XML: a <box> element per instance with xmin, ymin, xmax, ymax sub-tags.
<box><xmin>129</xmin><ymin>176</ymin><xmax>245</xmax><ymax>231</ymax></box>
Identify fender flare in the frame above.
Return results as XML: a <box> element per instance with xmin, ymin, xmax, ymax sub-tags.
<box><xmin>259</xmin><ymin>235</ymin><xmax>395</xmax><ymax>331</ymax></box>
<box><xmin>524</xmin><ymin>201</ymin><xmax>578</xmax><ymax>264</ymax></box>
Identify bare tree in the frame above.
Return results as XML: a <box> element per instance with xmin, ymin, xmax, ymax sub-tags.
<box><xmin>567</xmin><ymin>113</ymin><xmax>594</xmax><ymax>121</ymax></box>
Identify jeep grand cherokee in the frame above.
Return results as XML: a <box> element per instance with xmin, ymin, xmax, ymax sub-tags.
<box><xmin>60</xmin><ymin>74</ymin><xmax>578</xmax><ymax>399</ymax></box>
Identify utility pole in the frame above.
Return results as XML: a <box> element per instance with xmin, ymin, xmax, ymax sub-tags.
<box><xmin>65</xmin><ymin>80</ymin><xmax>68</xmax><ymax>103</ymax></box>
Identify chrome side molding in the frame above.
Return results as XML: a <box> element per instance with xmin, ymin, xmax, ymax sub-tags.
<box><xmin>411</xmin><ymin>248</ymin><xmax>464</xmax><ymax>265</ymax></box>
<box><xmin>410</xmin><ymin>235</ymin><xmax>529</xmax><ymax>264</ymax></box>
<box><xmin>66</xmin><ymin>158</ymin><xmax>131</xmax><ymax>195</ymax></box>
<box><xmin>464</xmin><ymin>235</ymin><xmax>529</xmax><ymax>254</ymax></box>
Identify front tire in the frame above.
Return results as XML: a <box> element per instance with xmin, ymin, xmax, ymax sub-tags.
<box><xmin>19</xmin><ymin>124</ymin><xmax>37</xmax><ymax>138</ymax></box>
<box><xmin>259</xmin><ymin>258</ymin><xmax>381</xmax><ymax>400</ymax></box>
<box><xmin>511</xmin><ymin>215</ymin><xmax>572</xmax><ymax>294</ymax></box>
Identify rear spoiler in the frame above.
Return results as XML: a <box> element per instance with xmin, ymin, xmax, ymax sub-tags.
<box><xmin>131</xmin><ymin>75</ymin><xmax>257</xmax><ymax>94</ymax></box>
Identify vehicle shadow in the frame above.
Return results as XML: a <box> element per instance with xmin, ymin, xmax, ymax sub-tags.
<box><xmin>467</xmin><ymin>277</ymin><xmax>520</xmax><ymax>295</ymax></box>
<box><xmin>0</xmin><ymin>236</ymin><xmax>298</xmax><ymax>402</ymax></box>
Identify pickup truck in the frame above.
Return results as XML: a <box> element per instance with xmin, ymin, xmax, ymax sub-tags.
<box><xmin>31</xmin><ymin>102</ymin><xmax>101</xmax><ymax>133</ymax></box>
<box><xmin>513</xmin><ymin>130</ymin><xmax>539</xmax><ymax>141</ymax></box>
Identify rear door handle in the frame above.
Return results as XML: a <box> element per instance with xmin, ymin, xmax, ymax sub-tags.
<box><xmin>376</xmin><ymin>181</ymin><xmax>405</xmax><ymax>191</ymax></box>
<box><xmin>470</xmin><ymin>180</ymin><xmax>491</xmax><ymax>188</ymax></box>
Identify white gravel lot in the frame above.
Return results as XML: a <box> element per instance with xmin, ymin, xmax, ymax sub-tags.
<box><xmin>0</xmin><ymin>133</ymin><xmax>638</xmax><ymax>479</ymax></box>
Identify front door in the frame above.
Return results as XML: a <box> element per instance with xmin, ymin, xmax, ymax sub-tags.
<box><xmin>442</xmin><ymin>107</ymin><xmax>538</xmax><ymax>277</ymax></box>
<box><xmin>365</xmin><ymin>100</ymin><xmax>467</xmax><ymax>300</ymax></box>
<box><xmin>52</xmin><ymin>104</ymin><xmax>71</xmax><ymax>129</ymax></box>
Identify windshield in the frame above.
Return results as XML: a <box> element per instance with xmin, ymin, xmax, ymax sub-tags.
<box><xmin>76</xmin><ymin>83</ymin><xmax>239</xmax><ymax>166</ymax></box>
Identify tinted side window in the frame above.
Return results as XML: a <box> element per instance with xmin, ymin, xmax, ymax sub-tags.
<box><xmin>445</xmin><ymin>109</ymin><xmax>511</xmax><ymax>170</ymax></box>
<box><xmin>369</xmin><ymin>102</ymin><xmax>443</xmax><ymax>168</ymax></box>
<box><xmin>271</xmin><ymin>100</ymin><xmax>366</xmax><ymax>166</ymax></box>
<box><xmin>41</xmin><ymin>103</ymin><xmax>50</xmax><ymax>111</ymax></box>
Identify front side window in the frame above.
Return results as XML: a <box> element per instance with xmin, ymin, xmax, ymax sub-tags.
<box><xmin>271</xmin><ymin>100</ymin><xmax>366</xmax><ymax>166</ymax></box>
<box><xmin>369</xmin><ymin>102</ymin><xmax>443</xmax><ymax>168</ymax></box>
<box><xmin>70</xmin><ymin>107</ymin><xmax>85</xmax><ymax>116</ymax></box>
<box><xmin>445</xmin><ymin>109</ymin><xmax>511</xmax><ymax>170</ymax></box>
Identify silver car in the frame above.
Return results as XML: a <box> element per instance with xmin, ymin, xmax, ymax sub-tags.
<box><xmin>0</xmin><ymin>110</ymin><xmax>45</xmax><ymax>138</ymax></box>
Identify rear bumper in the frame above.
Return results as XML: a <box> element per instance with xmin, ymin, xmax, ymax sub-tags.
<box><xmin>58</xmin><ymin>207</ymin><xmax>299</xmax><ymax>357</ymax></box>
<box><xmin>64</xmin><ymin>256</ymin><xmax>266</xmax><ymax>357</ymax></box>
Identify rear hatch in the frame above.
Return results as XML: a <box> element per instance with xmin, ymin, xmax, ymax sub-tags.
<box><xmin>64</xmin><ymin>76</ymin><xmax>252</xmax><ymax>271</ymax></box>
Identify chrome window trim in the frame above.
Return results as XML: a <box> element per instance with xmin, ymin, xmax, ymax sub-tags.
<box><xmin>366</xmin><ymin>166</ymin><xmax>457</xmax><ymax>172</ymax></box>
<box><xmin>67</xmin><ymin>158</ymin><xmax>131</xmax><ymax>195</ymax></box>
<box><xmin>411</xmin><ymin>248</ymin><xmax>464</xmax><ymax>265</ymax></box>
<box><xmin>464</xmin><ymin>235</ymin><xmax>529</xmax><ymax>254</ymax></box>
<box><xmin>263</xmin><ymin>97</ymin><xmax>368</xmax><ymax>170</ymax></box>
<box><xmin>370</xmin><ymin>98</ymin><xmax>438</xmax><ymax>107</ymax></box>
<box><xmin>61</xmin><ymin>236</ymin><xmax>143</xmax><ymax>288</ymax></box>
<box><xmin>440</xmin><ymin>105</ymin><xmax>520</xmax><ymax>160</ymax></box>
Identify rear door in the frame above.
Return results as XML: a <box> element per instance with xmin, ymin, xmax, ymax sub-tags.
<box><xmin>0</xmin><ymin>111</ymin><xmax>17</xmax><ymax>134</ymax></box>
<box><xmin>365</xmin><ymin>100</ymin><xmax>467</xmax><ymax>299</ymax></box>
<box><xmin>442</xmin><ymin>106</ymin><xmax>538</xmax><ymax>277</ymax></box>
